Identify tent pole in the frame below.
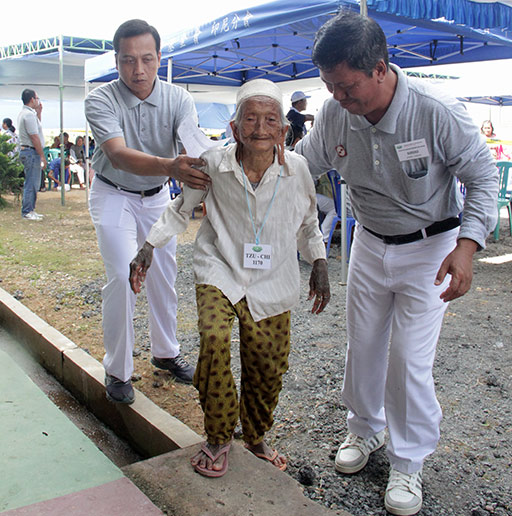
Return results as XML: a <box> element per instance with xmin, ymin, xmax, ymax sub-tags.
<box><xmin>360</xmin><ymin>0</ymin><xmax>368</xmax><ymax>17</ymax></box>
<box><xmin>167</xmin><ymin>57</ymin><xmax>173</xmax><ymax>84</ymax></box>
<box><xmin>84</xmin><ymin>81</ymin><xmax>90</xmax><ymax>198</ymax></box>
<box><xmin>341</xmin><ymin>182</ymin><xmax>348</xmax><ymax>283</ymax></box>
<box><xmin>59</xmin><ymin>34</ymin><xmax>65</xmax><ymax>206</ymax></box>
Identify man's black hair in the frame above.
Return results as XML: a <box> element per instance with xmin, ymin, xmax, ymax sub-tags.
<box><xmin>113</xmin><ymin>19</ymin><xmax>161</xmax><ymax>54</ymax></box>
<box><xmin>312</xmin><ymin>10</ymin><xmax>389</xmax><ymax>76</ymax></box>
<box><xmin>21</xmin><ymin>88</ymin><xmax>36</xmax><ymax>105</ymax></box>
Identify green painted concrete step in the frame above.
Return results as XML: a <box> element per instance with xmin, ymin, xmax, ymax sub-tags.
<box><xmin>0</xmin><ymin>347</ymin><xmax>124</xmax><ymax>512</ymax></box>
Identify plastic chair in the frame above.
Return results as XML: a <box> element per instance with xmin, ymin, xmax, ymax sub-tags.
<box><xmin>169</xmin><ymin>177</ymin><xmax>181</xmax><ymax>199</ymax></box>
<box><xmin>493</xmin><ymin>161</ymin><xmax>512</xmax><ymax>241</ymax></box>
<box><xmin>326</xmin><ymin>169</ymin><xmax>355</xmax><ymax>260</ymax></box>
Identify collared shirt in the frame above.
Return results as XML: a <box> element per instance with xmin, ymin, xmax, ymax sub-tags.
<box><xmin>286</xmin><ymin>106</ymin><xmax>306</xmax><ymax>146</ymax></box>
<box><xmin>147</xmin><ymin>144</ymin><xmax>325</xmax><ymax>322</ymax></box>
<box><xmin>84</xmin><ymin>78</ymin><xmax>197</xmax><ymax>191</ymax></box>
<box><xmin>17</xmin><ymin>105</ymin><xmax>44</xmax><ymax>148</ymax></box>
<box><xmin>295</xmin><ymin>64</ymin><xmax>498</xmax><ymax>249</ymax></box>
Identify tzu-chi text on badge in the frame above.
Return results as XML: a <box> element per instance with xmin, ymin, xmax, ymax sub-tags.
<box><xmin>243</xmin><ymin>243</ymin><xmax>272</xmax><ymax>269</ymax></box>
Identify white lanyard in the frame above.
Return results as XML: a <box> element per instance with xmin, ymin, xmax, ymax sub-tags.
<box><xmin>240</xmin><ymin>160</ymin><xmax>283</xmax><ymax>249</ymax></box>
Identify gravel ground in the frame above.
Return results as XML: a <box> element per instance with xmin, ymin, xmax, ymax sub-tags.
<box><xmin>95</xmin><ymin>224</ymin><xmax>511</xmax><ymax>516</ymax></box>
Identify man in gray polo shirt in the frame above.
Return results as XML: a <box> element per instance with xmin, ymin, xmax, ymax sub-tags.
<box><xmin>18</xmin><ymin>88</ymin><xmax>47</xmax><ymax>220</ymax></box>
<box><xmin>295</xmin><ymin>11</ymin><xmax>498</xmax><ymax>516</ymax></box>
<box><xmin>85</xmin><ymin>19</ymin><xmax>210</xmax><ymax>405</ymax></box>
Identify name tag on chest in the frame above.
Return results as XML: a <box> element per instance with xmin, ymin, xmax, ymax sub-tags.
<box><xmin>244</xmin><ymin>243</ymin><xmax>272</xmax><ymax>270</ymax></box>
<box><xmin>395</xmin><ymin>138</ymin><xmax>430</xmax><ymax>161</ymax></box>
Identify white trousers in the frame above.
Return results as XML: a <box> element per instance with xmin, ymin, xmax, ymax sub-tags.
<box><xmin>70</xmin><ymin>164</ymin><xmax>85</xmax><ymax>184</ymax></box>
<box><xmin>316</xmin><ymin>193</ymin><xmax>336</xmax><ymax>242</ymax></box>
<box><xmin>343</xmin><ymin>224</ymin><xmax>458</xmax><ymax>473</ymax></box>
<box><xmin>89</xmin><ymin>177</ymin><xmax>179</xmax><ymax>382</ymax></box>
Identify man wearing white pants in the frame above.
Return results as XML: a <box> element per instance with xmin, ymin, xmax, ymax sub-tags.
<box><xmin>85</xmin><ymin>19</ymin><xmax>210</xmax><ymax>404</ymax></box>
<box><xmin>296</xmin><ymin>11</ymin><xmax>498</xmax><ymax>516</ymax></box>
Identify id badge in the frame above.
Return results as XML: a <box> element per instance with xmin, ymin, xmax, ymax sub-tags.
<box><xmin>394</xmin><ymin>138</ymin><xmax>430</xmax><ymax>161</ymax></box>
<box><xmin>243</xmin><ymin>243</ymin><xmax>272</xmax><ymax>269</ymax></box>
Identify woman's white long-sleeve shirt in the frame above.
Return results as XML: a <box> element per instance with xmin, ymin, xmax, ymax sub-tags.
<box><xmin>147</xmin><ymin>143</ymin><xmax>325</xmax><ymax>322</ymax></box>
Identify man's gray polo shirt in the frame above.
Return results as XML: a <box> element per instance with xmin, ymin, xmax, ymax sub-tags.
<box><xmin>85</xmin><ymin>78</ymin><xmax>197</xmax><ymax>191</ymax></box>
<box><xmin>17</xmin><ymin>105</ymin><xmax>44</xmax><ymax>148</ymax></box>
<box><xmin>295</xmin><ymin>64</ymin><xmax>498</xmax><ymax>249</ymax></box>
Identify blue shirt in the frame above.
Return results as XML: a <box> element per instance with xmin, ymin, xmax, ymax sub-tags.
<box><xmin>49</xmin><ymin>158</ymin><xmax>70</xmax><ymax>183</ymax></box>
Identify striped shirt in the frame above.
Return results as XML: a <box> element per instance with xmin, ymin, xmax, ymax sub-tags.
<box><xmin>147</xmin><ymin>144</ymin><xmax>325</xmax><ymax>321</ymax></box>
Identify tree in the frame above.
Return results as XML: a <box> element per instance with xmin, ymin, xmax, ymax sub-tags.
<box><xmin>0</xmin><ymin>133</ymin><xmax>24</xmax><ymax>208</ymax></box>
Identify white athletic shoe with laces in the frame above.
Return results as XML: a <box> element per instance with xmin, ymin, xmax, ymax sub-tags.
<box><xmin>335</xmin><ymin>430</ymin><xmax>385</xmax><ymax>473</ymax></box>
<box><xmin>385</xmin><ymin>467</ymin><xmax>423</xmax><ymax>516</ymax></box>
<box><xmin>22</xmin><ymin>211</ymin><xmax>43</xmax><ymax>221</ymax></box>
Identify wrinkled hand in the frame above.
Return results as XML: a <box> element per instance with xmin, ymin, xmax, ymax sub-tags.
<box><xmin>435</xmin><ymin>238</ymin><xmax>478</xmax><ymax>302</ymax></box>
<box><xmin>166</xmin><ymin>155</ymin><xmax>210</xmax><ymax>190</ymax></box>
<box><xmin>308</xmin><ymin>259</ymin><xmax>330</xmax><ymax>314</ymax></box>
<box><xmin>129</xmin><ymin>242</ymin><xmax>154</xmax><ymax>294</ymax></box>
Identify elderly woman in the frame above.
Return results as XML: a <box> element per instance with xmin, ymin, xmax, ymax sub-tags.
<box><xmin>129</xmin><ymin>79</ymin><xmax>330</xmax><ymax>478</ymax></box>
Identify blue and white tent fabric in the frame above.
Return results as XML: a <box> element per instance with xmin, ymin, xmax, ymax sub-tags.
<box><xmin>85</xmin><ymin>0</ymin><xmax>512</xmax><ymax>85</ymax></box>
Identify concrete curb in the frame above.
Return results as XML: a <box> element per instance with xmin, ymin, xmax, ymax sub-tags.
<box><xmin>0</xmin><ymin>286</ymin><xmax>355</xmax><ymax>516</ymax></box>
<box><xmin>0</xmin><ymin>287</ymin><xmax>202</xmax><ymax>457</ymax></box>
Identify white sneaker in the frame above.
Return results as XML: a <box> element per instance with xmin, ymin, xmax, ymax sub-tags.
<box><xmin>385</xmin><ymin>467</ymin><xmax>423</xmax><ymax>516</ymax></box>
<box><xmin>335</xmin><ymin>430</ymin><xmax>385</xmax><ymax>473</ymax></box>
<box><xmin>32</xmin><ymin>211</ymin><xmax>44</xmax><ymax>218</ymax></box>
<box><xmin>22</xmin><ymin>212</ymin><xmax>43</xmax><ymax>221</ymax></box>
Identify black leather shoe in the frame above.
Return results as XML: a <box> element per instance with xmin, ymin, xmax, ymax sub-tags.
<box><xmin>151</xmin><ymin>355</ymin><xmax>195</xmax><ymax>384</ymax></box>
<box><xmin>105</xmin><ymin>373</ymin><xmax>135</xmax><ymax>404</ymax></box>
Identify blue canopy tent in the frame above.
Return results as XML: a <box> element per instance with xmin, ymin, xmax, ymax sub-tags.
<box><xmin>458</xmin><ymin>95</ymin><xmax>512</xmax><ymax>106</ymax></box>
<box><xmin>83</xmin><ymin>0</ymin><xmax>512</xmax><ymax>277</ymax></box>
<box><xmin>85</xmin><ymin>0</ymin><xmax>512</xmax><ymax>86</ymax></box>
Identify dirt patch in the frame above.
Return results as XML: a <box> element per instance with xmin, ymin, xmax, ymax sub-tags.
<box><xmin>2</xmin><ymin>190</ymin><xmax>511</xmax><ymax>515</ymax></box>
<box><xmin>0</xmin><ymin>189</ymin><xmax>205</xmax><ymax>436</ymax></box>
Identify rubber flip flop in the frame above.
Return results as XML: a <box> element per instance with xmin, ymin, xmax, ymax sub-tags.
<box><xmin>193</xmin><ymin>441</ymin><xmax>232</xmax><ymax>478</ymax></box>
<box><xmin>244</xmin><ymin>444</ymin><xmax>287</xmax><ymax>471</ymax></box>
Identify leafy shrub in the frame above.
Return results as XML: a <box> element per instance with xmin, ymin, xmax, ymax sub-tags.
<box><xmin>0</xmin><ymin>133</ymin><xmax>24</xmax><ymax>207</ymax></box>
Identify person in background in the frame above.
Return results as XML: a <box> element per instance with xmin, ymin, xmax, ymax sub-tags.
<box><xmin>129</xmin><ymin>78</ymin><xmax>330</xmax><ymax>478</ymax></box>
<box><xmin>2</xmin><ymin>118</ymin><xmax>20</xmax><ymax>156</ymax></box>
<box><xmin>17</xmin><ymin>89</ymin><xmax>46</xmax><ymax>221</ymax></box>
<box><xmin>62</xmin><ymin>132</ymin><xmax>73</xmax><ymax>152</ymax></box>
<box><xmin>69</xmin><ymin>135</ymin><xmax>86</xmax><ymax>188</ymax></box>
<box><xmin>285</xmin><ymin>90</ymin><xmax>314</xmax><ymax>149</ymax></box>
<box><xmin>295</xmin><ymin>11</ymin><xmax>498</xmax><ymax>515</ymax></box>
<box><xmin>480</xmin><ymin>119</ymin><xmax>511</xmax><ymax>161</ymax></box>
<box><xmin>88</xmin><ymin>136</ymin><xmax>95</xmax><ymax>158</ymax></box>
<box><xmin>85</xmin><ymin>19</ymin><xmax>210</xmax><ymax>405</ymax></box>
<box><xmin>47</xmin><ymin>157</ymin><xmax>71</xmax><ymax>190</ymax></box>
<box><xmin>50</xmin><ymin>136</ymin><xmax>61</xmax><ymax>149</ymax></box>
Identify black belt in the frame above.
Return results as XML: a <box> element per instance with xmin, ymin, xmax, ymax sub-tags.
<box><xmin>95</xmin><ymin>174</ymin><xmax>163</xmax><ymax>197</ymax></box>
<box><xmin>364</xmin><ymin>217</ymin><xmax>460</xmax><ymax>245</ymax></box>
<box><xmin>21</xmin><ymin>145</ymin><xmax>35</xmax><ymax>150</ymax></box>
